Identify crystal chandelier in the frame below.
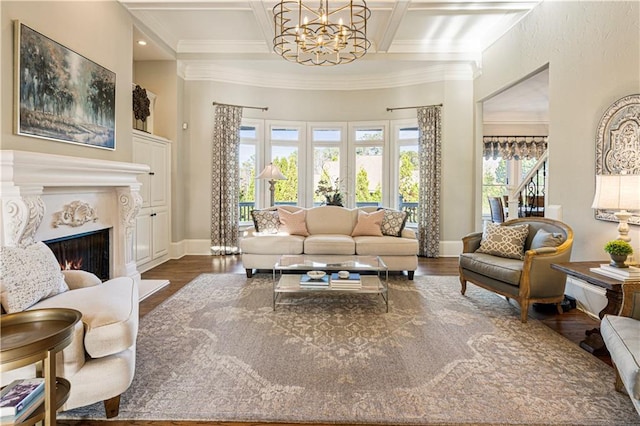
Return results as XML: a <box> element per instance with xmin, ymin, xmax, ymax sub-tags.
<box><xmin>273</xmin><ymin>0</ymin><xmax>371</xmax><ymax>66</ymax></box>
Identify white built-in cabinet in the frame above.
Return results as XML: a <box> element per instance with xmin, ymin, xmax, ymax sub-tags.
<box><xmin>133</xmin><ymin>129</ymin><xmax>171</xmax><ymax>272</ymax></box>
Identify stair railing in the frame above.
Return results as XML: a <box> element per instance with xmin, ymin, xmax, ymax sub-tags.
<box><xmin>506</xmin><ymin>150</ymin><xmax>548</xmax><ymax>219</ymax></box>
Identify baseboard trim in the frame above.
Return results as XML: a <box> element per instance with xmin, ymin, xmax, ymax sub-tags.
<box><xmin>139</xmin><ymin>279</ymin><xmax>170</xmax><ymax>301</ymax></box>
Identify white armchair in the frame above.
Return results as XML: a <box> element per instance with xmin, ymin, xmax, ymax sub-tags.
<box><xmin>0</xmin><ymin>243</ymin><xmax>138</xmax><ymax>418</ymax></box>
<box><xmin>601</xmin><ymin>281</ymin><xmax>640</xmax><ymax>415</ymax></box>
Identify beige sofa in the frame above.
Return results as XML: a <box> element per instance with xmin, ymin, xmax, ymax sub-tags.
<box><xmin>0</xmin><ymin>243</ymin><xmax>138</xmax><ymax>418</ymax></box>
<box><xmin>240</xmin><ymin>205</ymin><xmax>419</xmax><ymax>279</ymax></box>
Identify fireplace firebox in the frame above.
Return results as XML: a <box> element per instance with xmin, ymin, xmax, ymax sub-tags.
<box><xmin>45</xmin><ymin>229</ymin><xmax>110</xmax><ymax>281</ymax></box>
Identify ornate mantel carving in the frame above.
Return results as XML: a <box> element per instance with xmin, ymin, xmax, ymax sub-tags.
<box><xmin>1</xmin><ymin>196</ymin><xmax>45</xmax><ymax>247</ymax></box>
<box><xmin>52</xmin><ymin>200</ymin><xmax>99</xmax><ymax>228</ymax></box>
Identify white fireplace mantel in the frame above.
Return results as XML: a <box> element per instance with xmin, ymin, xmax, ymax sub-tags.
<box><xmin>0</xmin><ymin>150</ymin><xmax>150</xmax><ymax>281</ymax></box>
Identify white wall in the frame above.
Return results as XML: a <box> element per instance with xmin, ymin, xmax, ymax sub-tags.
<box><xmin>1</xmin><ymin>1</ymin><xmax>134</xmax><ymax>162</ymax></box>
<box><xmin>182</xmin><ymin>78</ymin><xmax>474</xmax><ymax>246</ymax></box>
<box><xmin>475</xmin><ymin>1</ymin><xmax>640</xmax><ymax>262</ymax></box>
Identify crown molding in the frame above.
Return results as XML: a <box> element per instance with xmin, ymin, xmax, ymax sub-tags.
<box><xmin>181</xmin><ymin>62</ymin><xmax>475</xmax><ymax>90</ymax></box>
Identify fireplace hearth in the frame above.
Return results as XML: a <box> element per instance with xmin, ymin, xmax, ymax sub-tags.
<box><xmin>45</xmin><ymin>229</ymin><xmax>110</xmax><ymax>281</ymax></box>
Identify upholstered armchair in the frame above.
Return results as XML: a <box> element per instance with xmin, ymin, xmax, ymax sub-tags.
<box><xmin>0</xmin><ymin>242</ymin><xmax>138</xmax><ymax>418</ymax></box>
<box><xmin>458</xmin><ymin>217</ymin><xmax>574</xmax><ymax>323</ymax></box>
<box><xmin>601</xmin><ymin>281</ymin><xmax>640</xmax><ymax>414</ymax></box>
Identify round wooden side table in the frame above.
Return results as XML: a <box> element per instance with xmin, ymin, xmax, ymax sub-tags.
<box><xmin>1</xmin><ymin>308</ymin><xmax>82</xmax><ymax>426</ymax></box>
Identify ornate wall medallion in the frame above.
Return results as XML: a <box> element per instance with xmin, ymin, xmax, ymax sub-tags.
<box><xmin>595</xmin><ymin>94</ymin><xmax>640</xmax><ymax>225</ymax></box>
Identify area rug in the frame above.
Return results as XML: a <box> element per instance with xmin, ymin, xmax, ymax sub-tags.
<box><xmin>60</xmin><ymin>273</ymin><xmax>639</xmax><ymax>425</ymax></box>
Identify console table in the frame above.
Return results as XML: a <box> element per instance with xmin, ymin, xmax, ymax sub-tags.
<box><xmin>551</xmin><ymin>261</ymin><xmax>624</xmax><ymax>355</ymax></box>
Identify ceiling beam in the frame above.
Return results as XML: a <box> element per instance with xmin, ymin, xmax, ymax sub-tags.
<box><xmin>377</xmin><ymin>0</ymin><xmax>411</xmax><ymax>53</ymax></box>
<box><xmin>249</xmin><ymin>0</ymin><xmax>275</xmax><ymax>51</ymax></box>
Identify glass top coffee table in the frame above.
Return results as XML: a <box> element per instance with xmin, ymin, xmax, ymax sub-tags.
<box><xmin>273</xmin><ymin>255</ymin><xmax>389</xmax><ymax>312</ymax></box>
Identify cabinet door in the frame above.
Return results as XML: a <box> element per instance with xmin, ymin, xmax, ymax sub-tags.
<box><xmin>152</xmin><ymin>208</ymin><xmax>169</xmax><ymax>259</ymax></box>
<box><xmin>135</xmin><ymin>211</ymin><xmax>152</xmax><ymax>265</ymax></box>
<box><xmin>132</xmin><ymin>139</ymin><xmax>152</xmax><ymax>208</ymax></box>
<box><xmin>150</xmin><ymin>142</ymin><xmax>168</xmax><ymax>207</ymax></box>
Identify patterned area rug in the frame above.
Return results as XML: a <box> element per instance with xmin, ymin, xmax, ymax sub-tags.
<box><xmin>60</xmin><ymin>273</ymin><xmax>639</xmax><ymax>425</ymax></box>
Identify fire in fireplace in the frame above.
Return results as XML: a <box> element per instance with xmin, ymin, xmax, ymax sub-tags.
<box><xmin>44</xmin><ymin>229</ymin><xmax>110</xmax><ymax>281</ymax></box>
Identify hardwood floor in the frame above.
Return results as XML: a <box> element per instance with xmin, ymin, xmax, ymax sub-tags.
<box><xmin>60</xmin><ymin>256</ymin><xmax>609</xmax><ymax>426</ymax></box>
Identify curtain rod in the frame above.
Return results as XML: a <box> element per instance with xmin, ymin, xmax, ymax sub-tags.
<box><xmin>212</xmin><ymin>101</ymin><xmax>268</xmax><ymax>111</ymax></box>
<box><xmin>386</xmin><ymin>103</ymin><xmax>443</xmax><ymax>112</ymax></box>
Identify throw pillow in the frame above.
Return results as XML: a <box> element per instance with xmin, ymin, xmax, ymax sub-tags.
<box><xmin>0</xmin><ymin>242</ymin><xmax>69</xmax><ymax>313</ymax></box>
<box><xmin>377</xmin><ymin>208</ymin><xmax>408</xmax><ymax>237</ymax></box>
<box><xmin>351</xmin><ymin>210</ymin><xmax>384</xmax><ymax>237</ymax></box>
<box><xmin>251</xmin><ymin>209</ymin><xmax>279</xmax><ymax>234</ymax></box>
<box><xmin>477</xmin><ymin>222</ymin><xmax>529</xmax><ymax>260</ymax></box>
<box><xmin>277</xmin><ymin>208</ymin><xmax>309</xmax><ymax>236</ymax></box>
<box><xmin>530</xmin><ymin>229</ymin><xmax>565</xmax><ymax>250</ymax></box>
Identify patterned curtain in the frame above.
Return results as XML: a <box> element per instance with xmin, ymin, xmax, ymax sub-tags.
<box><xmin>483</xmin><ymin>136</ymin><xmax>547</xmax><ymax>160</ymax></box>
<box><xmin>417</xmin><ymin>106</ymin><xmax>442</xmax><ymax>257</ymax></box>
<box><xmin>211</xmin><ymin>105</ymin><xmax>243</xmax><ymax>255</ymax></box>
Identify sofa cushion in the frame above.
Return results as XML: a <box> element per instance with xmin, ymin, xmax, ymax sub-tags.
<box><xmin>351</xmin><ymin>210</ymin><xmax>384</xmax><ymax>237</ymax></box>
<box><xmin>354</xmin><ymin>236</ymin><xmax>419</xmax><ymax>256</ymax></box>
<box><xmin>530</xmin><ymin>229</ymin><xmax>565</xmax><ymax>250</ymax></box>
<box><xmin>251</xmin><ymin>209</ymin><xmax>279</xmax><ymax>234</ymax></box>
<box><xmin>240</xmin><ymin>235</ymin><xmax>304</xmax><ymax>255</ymax></box>
<box><xmin>278</xmin><ymin>208</ymin><xmax>309</xmax><ymax>236</ymax></box>
<box><xmin>31</xmin><ymin>277</ymin><xmax>138</xmax><ymax>358</ymax></box>
<box><xmin>601</xmin><ymin>315</ymin><xmax>640</xmax><ymax>399</ymax></box>
<box><xmin>0</xmin><ymin>242</ymin><xmax>69</xmax><ymax>313</ymax></box>
<box><xmin>477</xmin><ymin>222</ymin><xmax>529</xmax><ymax>260</ymax></box>
<box><xmin>306</xmin><ymin>206</ymin><xmax>358</xmax><ymax>235</ymax></box>
<box><xmin>459</xmin><ymin>252</ymin><xmax>524</xmax><ymax>286</ymax></box>
<box><xmin>304</xmin><ymin>235</ymin><xmax>355</xmax><ymax>255</ymax></box>
<box><xmin>378</xmin><ymin>208</ymin><xmax>408</xmax><ymax>237</ymax></box>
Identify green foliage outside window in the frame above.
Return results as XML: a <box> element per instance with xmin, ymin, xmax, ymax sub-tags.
<box><xmin>273</xmin><ymin>154</ymin><xmax>298</xmax><ymax>203</ymax></box>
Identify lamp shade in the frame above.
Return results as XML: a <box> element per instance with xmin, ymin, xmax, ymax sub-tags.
<box><xmin>591</xmin><ymin>174</ymin><xmax>640</xmax><ymax>210</ymax></box>
<box><xmin>257</xmin><ymin>163</ymin><xmax>286</xmax><ymax>180</ymax></box>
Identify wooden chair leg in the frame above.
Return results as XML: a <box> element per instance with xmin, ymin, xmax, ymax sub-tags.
<box><xmin>459</xmin><ymin>277</ymin><xmax>467</xmax><ymax>295</ymax></box>
<box><xmin>556</xmin><ymin>302</ymin><xmax>564</xmax><ymax>315</ymax></box>
<box><xmin>520</xmin><ymin>300</ymin><xmax>529</xmax><ymax>323</ymax></box>
<box><xmin>613</xmin><ymin>363</ymin><xmax>627</xmax><ymax>394</ymax></box>
<box><xmin>245</xmin><ymin>268</ymin><xmax>253</xmax><ymax>278</ymax></box>
<box><xmin>104</xmin><ymin>395</ymin><xmax>121</xmax><ymax>419</ymax></box>
<box><xmin>407</xmin><ymin>271</ymin><xmax>414</xmax><ymax>280</ymax></box>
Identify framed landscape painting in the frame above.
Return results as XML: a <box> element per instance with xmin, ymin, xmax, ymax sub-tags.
<box><xmin>14</xmin><ymin>21</ymin><xmax>116</xmax><ymax>150</ymax></box>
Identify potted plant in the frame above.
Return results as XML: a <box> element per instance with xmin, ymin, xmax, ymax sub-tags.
<box><xmin>603</xmin><ymin>240</ymin><xmax>633</xmax><ymax>268</ymax></box>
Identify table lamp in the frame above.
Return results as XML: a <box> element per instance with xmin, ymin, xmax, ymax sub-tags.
<box><xmin>591</xmin><ymin>174</ymin><xmax>640</xmax><ymax>242</ymax></box>
<box><xmin>257</xmin><ymin>163</ymin><xmax>286</xmax><ymax>207</ymax></box>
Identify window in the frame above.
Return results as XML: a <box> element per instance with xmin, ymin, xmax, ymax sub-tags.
<box><xmin>310</xmin><ymin>125</ymin><xmax>345</xmax><ymax>206</ymax></box>
<box><xmin>268</xmin><ymin>122</ymin><xmax>305</xmax><ymax>206</ymax></box>
<box><xmin>238</xmin><ymin>119</ymin><xmax>420</xmax><ymax>220</ymax></box>
<box><xmin>352</xmin><ymin>124</ymin><xmax>386</xmax><ymax>207</ymax></box>
<box><xmin>395</xmin><ymin>124</ymin><xmax>419</xmax><ymax>224</ymax></box>
<box><xmin>239</xmin><ymin>121</ymin><xmax>260</xmax><ymax>223</ymax></box>
<box><xmin>482</xmin><ymin>157</ymin><xmax>508</xmax><ymax>216</ymax></box>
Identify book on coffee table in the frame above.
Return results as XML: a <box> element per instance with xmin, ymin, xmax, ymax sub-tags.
<box><xmin>300</xmin><ymin>274</ymin><xmax>329</xmax><ymax>287</ymax></box>
<box><xmin>330</xmin><ymin>272</ymin><xmax>361</xmax><ymax>283</ymax></box>
<box><xmin>330</xmin><ymin>273</ymin><xmax>362</xmax><ymax>289</ymax></box>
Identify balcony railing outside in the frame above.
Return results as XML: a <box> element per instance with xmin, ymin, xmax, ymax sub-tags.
<box><xmin>240</xmin><ymin>201</ymin><xmax>419</xmax><ymax>224</ymax></box>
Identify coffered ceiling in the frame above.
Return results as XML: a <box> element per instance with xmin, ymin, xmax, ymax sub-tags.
<box><xmin>122</xmin><ymin>0</ymin><xmax>541</xmax><ymax>89</ymax></box>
